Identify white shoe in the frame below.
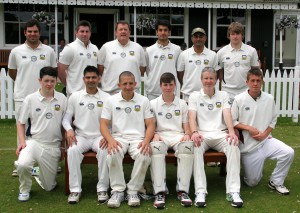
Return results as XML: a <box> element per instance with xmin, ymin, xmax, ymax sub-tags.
<box><xmin>107</xmin><ymin>191</ymin><xmax>124</xmax><ymax>208</ymax></box>
<box><xmin>127</xmin><ymin>194</ymin><xmax>140</xmax><ymax>206</ymax></box>
<box><xmin>153</xmin><ymin>192</ymin><xmax>166</xmax><ymax>209</ymax></box>
<box><xmin>195</xmin><ymin>192</ymin><xmax>206</xmax><ymax>207</ymax></box>
<box><xmin>97</xmin><ymin>191</ymin><xmax>109</xmax><ymax>203</ymax></box>
<box><xmin>226</xmin><ymin>192</ymin><xmax>243</xmax><ymax>208</ymax></box>
<box><xmin>12</xmin><ymin>169</ymin><xmax>18</xmax><ymax>177</ymax></box>
<box><xmin>18</xmin><ymin>193</ymin><xmax>30</xmax><ymax>202</ymax></box>
<box><xmin>68</xmin><ymin>192</ymin><xmax>81</xmax><ymax>204</ymax></box>
<box><xmin>268</xmin><ymin>180</ymin><xmax>290</xmax><ymax>195</ymax></box>
<box><xmin>177</xmin><ymin>191</ymin><xmax>192</xmax><ymax>207</ymax></box>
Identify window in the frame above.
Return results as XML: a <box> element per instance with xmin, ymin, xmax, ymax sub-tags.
<box><xmin>4</xmin><ymin>4</ymin><xmax>64</xmax><ymax>45</ymax></box>
<box><xmin>129</xmin><ymin>7</ymin><xmax>184</xmax><ymax>47</ymax></box>
<box><xmin>216</xmin><ymin>9</ymin><xmax>246</xmax><ymax>47</ymax></box>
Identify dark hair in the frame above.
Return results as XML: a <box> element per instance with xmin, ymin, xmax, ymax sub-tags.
<box><xmin>119</xmin><ymin>71</ymin><xmax>135</xmax><ymax>83</ymax></box>
<box><xmin>40</xmin><ymin>67</ymin><xmax>58</xmax><ymax>79</ymax></box>
<box><xmin>115</xmin><ymin>20</ymin><xmax>131</xmax><ymax>32</ymax></box>
<box><xmin>160</xmin><ymin>72</ymin><xmax>176</xmax><ymax>85</ymax></box>
<box><xmin>83</xmin><ymin>66</ymin><xmax>99</xmax><ymax>76</ymax></box>
<box><xmin>75</xmin><ymin>20</ymin><xmax>91</xmax><ymax>32</ymax></box>
<box><xmin>227</xmin><ymin>22</ymin><xmax>244</xmax><ymax>39</ymax></box>
<box><xmin>247</xmin><ymin>67</ymin><xmax>263</xmax><ymax>81</ymax></box>
<box><xmin>24</xmin><ymin>19</ymin><xmax>41</xmax><ymax>32</ymax></box>
<box><xmin>155</xmin><ymin>19</ymin><xmax>171</xmax><ymax>31</ymax></box>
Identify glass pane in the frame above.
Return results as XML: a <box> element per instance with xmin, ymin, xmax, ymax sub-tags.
<box><xmin>216</xmin><ymin>27</ymin><xmax>229</xmax><ymax>47</ymax></box>
<box><xmin>50</xmin><ymin>24</ymin><xmax>64</xmax><ymax>45</ymax></box>
<box><xmin>157</xmin><ymin>8</ymin><xmax>169</xmax><ymax>14</ymax></box>
<box><xmin>20</xmin><ymin>4</ymin><xmax>34</xmax><ymax>12</ymax></box>
<box><xmin>5</xmin><ymin>23</ymin><xmax>20</xmax><ymax>44</ymax></box>
<box><xmin>232</xmin><ymin>9</ymin><xmax>245</xmax><ymax>25</ymax></box>
<box><xmin>217</xmin><ymin>9</ymin><xmax>231</xmax><ymax>25</ymax></box>
<box><xmin>5</xmin><ymin>11</ymin><xmax>19</xmax><ymax>21</ymax></box>
<box><xmin>157</xmin><ymin>15</ymin><xmax>170</xmax><ymax>21</ymax></box>
<box><xmin>171</xmin><ymin>26</ymin><xmax>183</xmax><ymax>36</ymax></box>
<box><xmin>4</xmin><ymin>3</ymin><xmax>19</xmax><ymax>11</ymax></box>
<box><xmin>171</xmin><ymin>15</ymin><xmax>184</xmax><ymax>24</ymax></box>
<box><xmin>171</xmin><ymin>8</ymin><xmax>184</xmax><ymax>15</ymax></box>
<box><xmin>19</xmin><ymin>12</ymin><xmax>34</xmax><ymax>22</ymax></box>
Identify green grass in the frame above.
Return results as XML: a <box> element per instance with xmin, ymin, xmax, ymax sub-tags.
<box><xmin>0</xmin><ymin>118</ymin><xmax>300</xmax><ymax>212</ymax></box>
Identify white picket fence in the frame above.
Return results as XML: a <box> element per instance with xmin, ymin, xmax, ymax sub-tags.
<box><xmin>1</xmin><ymin>67</ymin><xmax>300</xmax><ymax>122</ymax></box>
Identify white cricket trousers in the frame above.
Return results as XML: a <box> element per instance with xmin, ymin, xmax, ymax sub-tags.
<box><xmin>194</xmin><ymin>131</ymin><xmax>241</xmax><ymax>194</ymax></box>
<box><xmin>67</xmin><ymin>135</ymin><xmax>109</xmax><ymax>193</ymax></box>
<box><xmin>150</xmin><ymin>133</ymin><xmax>194</xmax><ymax>195</ymax></box>
<box><xmin>107</xmin><ymin>137</ymin><xmax>151</xmax><ymax>195</ymax></box>
<box><xmin>242</xmin><ymin>137</ymin><xmax>294</xmax><ymax>187</ymax></box>
<box><xmin>17</xmin><ymin>140</ymin><xmax>60</xmax><ymax>193</ymax></box>
<box><xmin>15</xmin><ymin>101</ymin><xmax>29</xmax><ymax>146</ymax></box>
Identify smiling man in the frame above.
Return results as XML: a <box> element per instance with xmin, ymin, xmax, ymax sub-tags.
<box><xmin>177</xmin><ymin>28</ymin><xmax>217</xmax><ymax>102</ymax></box>
<box><xmin>97</xmin><ymin>21</ymin><xmax>146</xmax><ymax>95</ymax></box>
<box><xmin>62</xmin><ymin>66</ymin><xmax>110</xmax><ymax>204</ymax></box>
<box><xmin>8</xmin><ymin>19</ymin><xmax>57</xmax><ymax>177</ymax></box>
<box><xmin>58</xmin><ymin>20</ymin><xmax>98</xmax><ymax>97</ymax></box>
<box><xmin>145</xmin><ymin>19</ymin><xmax>181</xmax><ymax>100</ymax></box>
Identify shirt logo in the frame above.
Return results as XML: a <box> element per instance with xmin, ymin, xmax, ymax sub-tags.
<box><xmin>79</xmin><ymin>102</ymin><xmax>84</xmax><ymax>106</ymax></box>
<box><xmin>216</xmin><ymin>102</ymin><xmax>222</xmax><ymax>108</ymax></box>
<box><xmin>200</xmin><ymin>103</ymin><xmax>204</xmax><ymax>107</ymax></box>
<box><xmin>80</xmin><ymin>53</ymin><xmax>84</xmax><ymax>56</ymax></box>
<box><xmin>22</xmin><ymin>56</ymin><xmax>27</xmax><ymax>59</ymax></box>
<box><xmin>168</xmin><ymin>54</ymin><xmax>173</xmax><ymax>59</ymax></box>
<box><xmin>31</xmin><ymin>56</ymin><xmax>37</xmax><ymax>62</ymax></box>
<box><xmin>40</xmin><ymin>55</ymin><xmax>45</xmax><ymax>60</ymax></box>
<box><xmin>195</xmin><ymin>60</ymin><xmax>201</xmax><ymax>65</ymax></box>
<box><xmin>93</xmin><ymin>52</ymin><xmax>97</xmax><ymax>57</ymax></box>
<box><xmin>125</xmin><ymin>107</ymin><xmax>131</xmax><ymax>113</ymax></box>
<box><xmin>36</xmin><ymin>108</ymin><xmax>41</xmax><ymax>112</ymax></box>
<box><xmin>129</xmin><ymin>51</ymin><xmax>135</xmax><ymax>56</ymax></box>
<box><xmin>112</xmin><ymin>52</ymin><xmax>116</xmax><ymax>55</ymax></box>
<box><xmin>87</xmin><ymin>53</ymin><xmax>91</xmax><ymax>59</ymax></box>
<box><xmin>189</xmin><ymin>60</ymin><xmax>193</xmax><ymax>63</ymax></box>
<box><xmin>54</xmin><ymin>104</ymin><xmax>61</xmax><ymax>111</ymax></box>
<box><xmin>234</xmin><ymin>61</ymin><xmax>240</xmax><ymax>67</ymax></box>
<box><xmin>208</xmin><ymin>104</ymin><xmax>214</xmax><ymax>110</ymax></box>
<box><xmin>116</xmin><ymin>107</ymin><xmax>121</xmax><ymax>110</ymax></box>
<box><xmin>88</xmin><ymin>103</ymin><xmax>95</xmax><ymax>110</ymax></box>
<box><xmin>204</xmin><ymin>59</ymin><xmax>209</xmax><ymax>65</ymax></box>
<box><xmin>158</xmin><ymin>112</ymin><xmax>163</xmax><ymax>116</ymax></box>
<box><xmin>175</xmin><ymin>110</ymin><xmax>180</xmax><ymax>116</ymax></box>
<box><xmin>45</xmin><ymin>112</ymin><xmax>53</xmax><ymax>119</ymax></box>
<box><xmin>154</xmin><ymin>55</ymin><xmax>158</xmax><ymax>59</ymax></box>
<box><xmin>120</xmin><ymin>52</ymin><xmax>126</xmax><ymax>58</ymax></box>
<box><xmin>242</xmin><ymin>55</ymin><xmax>247</xmax><ymax>60</ymax></box>
<box><xmin>165</xmin><ymin>113</ymin><xmax>172</xmax><ymax>119</ymax></box>
<box><xmin>134</xmin><ymin>105</ymin><xmax>141</xmax><ymax>112</ymax></box>
<box><xmin>97</xmin><ymin>101</ymin><xmax>103</xmax><ymax>107</ymax></box>
<box><xmin>160</xmin><ymin>55</ymin><xmax>166</xmax><ymax>61</ymax></box>
<box><xmin>226</xmin><ymin>57</ymin><xmax>230</xmax><ymax>60</ymax></box>
<box><xmin>245</xmin><ymin>107</ymin><xmax>250</xmax><ymax>111</ymax></box>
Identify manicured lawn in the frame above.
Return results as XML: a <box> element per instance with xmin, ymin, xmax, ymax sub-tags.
<box><xmin>0</xmin><ymin>118</ymin><xmax>299</xmax><ymax>212</ymax></box>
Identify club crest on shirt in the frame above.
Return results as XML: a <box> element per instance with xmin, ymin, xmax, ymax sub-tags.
<box><xmin>134</xmin><ymin>105</ymin><xmax>141</xmax><ymax>112</ymax></box>
<box><xmin>31</xmin><ymin>56</ymin><xmax>37</xmax><ymax>62</ymax></box>
<box><xmin>175</xmin><ymin>110</ymin><xmax>180</xmax><ymax>116</ymax></box>
<box><xmin>40</xmin><ymin>54</ymin><xmax>45</xmax><ymax>60</ymax></box>
<box><xmin>97</xmin><ymin>101</ymin><xmax>103</xmax><ymax>107</ymax></box>
<box><xmin>208</xmin><ymin>104</ymin><xmax>214</xmax><ymax>110</ymax></box>
<box><xmin>245</xmin><ymin>107</ymin><xmax>250</xmax><ymax>111</ymax></box>
<box><xmin>242</xmin><ymin>55</ymin><xmax>247</xmax><ymax>60</ymax></box>
<box><xmin>93</xmin><ymin>52</ymin><xmax>97</xmax><ymax>57</ymax></box>
<box><xmin>88</xmin><ymin>103</ymin><xmax>95</xmax><ymax>110</ymax></box>
<box><xmin>195</xmin><ymin>60</ymin><xmax>201</xmax><ymax>65</ymax></box>
<box><xmin>168</xmin><ymin>54</ymin><xmax>173</xmax><ymax>59</ymax></box>
<box><xmin>216</xmin><ymin>102</ymin><xmax>222</xmax><ymax>108</ymax></box>
<box><xmin>129</xmin><ymin>51</ymin><xmax>135</xmax><ymax>56</ymax></box>
<box><xmin>204</xmin><ymin>59</ymin><xmax>209</xmax><ymax>65</ymax></box>
<box><xmin>120</xmin><ymin>52</ymin><xmax>126</xmax><ymax>58</ymax></box>
<box><xmin>165</xmin><ymin>113</ymin><xmax>172</xmax><ymax>119</ymax></box>
<box><xmin>125</xmin><ymin>107</ymin><xmax>131</xmax><ymax>113</ymax></box>
<box><xmin>234</xmin><ymin>61</ymin><xmax>240</xmax><ymax>67</ymax></box>
<box><xmin>160</xmin><ymin>55</ymin><xmax>166</xmax><ymax>61</ymax></box>
<box><xmin>45</xmin><ymin>112</ymin><xmax>53</xmax><ymax>119</ymax></box>
<box><xmin>54</xmin><ymin>104</ymin><xmax>61</xmax><ymax>111</ymax></box>
<box><xmin>87</xmin><ymin>53</ymin><xmax>91</xmax><ymax>59</ymax></box>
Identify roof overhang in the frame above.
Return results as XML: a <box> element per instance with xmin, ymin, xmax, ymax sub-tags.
<box><xmin>0</xmin><ymin>0</ymin><xmax>298</xmax><ymax>9</ymax></box>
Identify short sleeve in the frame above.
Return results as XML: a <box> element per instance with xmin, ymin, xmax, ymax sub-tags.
<box><xmin>59</xmin><ymin>45</ymin><xmax>74</xmax><ymax>65</ymax></box>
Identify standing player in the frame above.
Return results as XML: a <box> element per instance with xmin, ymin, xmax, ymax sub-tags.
<box><xmin>150</xmin><ymin>72</ymin><xmax>193</xmax><ymax>209</ymax></box>
<box><xmin>16</xmin><ymin>67</ymin><xmax>67</xmax><ymax>202</ymax></box>
<box><xmin>100</xmin><ymin>71</ymin><xmax>154</xmax><ymax>208</ymax></box>
<box><xmin>189</xmin><ymin>67</ymin><xmax>242</xmax><ymax>208</ymax></box>
<box><xmin>216</xmin><ymin>22</ymin><xmax>259</xmax><ymax>102</ymax></box>
<box><xmin>62</xmin><ymin>66</ymin><xmax>110</xmax><ymax>204</ymax></box>
<box><xmin>231</xmin><ymin>68</ymin><xmax>294</xmax><ymax>195</ymax></box>
<box><xmin>98</xmin><ymin>20</ymin><xmax>146</xmax><ymax>95</ymax></box>
<box><xmin>8</xmin><ymin>19</ymin><xmax>57</xmax><ymax>176</ymax></box>
<box><xmin>145</xmin><ymin>19</ymin><xmax>181</xmax><ymax>100</ymax></box>
<box><xmin>177</xmin><ymin>27</ymin><xmax>217</xmax><ymax>102</ymax></box>
<box><xmin>58</xmin><ymin>20</ymin><xmax>98</xmax><ymax>97</ymax></box>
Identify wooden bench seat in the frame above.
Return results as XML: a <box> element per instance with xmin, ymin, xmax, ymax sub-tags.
<box><xmin>64</xmin><ymin>149</ymin><xmax>227</xmax><ymax>194</ymax></box>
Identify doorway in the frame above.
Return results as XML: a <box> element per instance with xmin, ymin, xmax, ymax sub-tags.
<box><xmin>74</xmin><ymin>8</ymin><xmax>119</xmax><ymax>49</ymax></box>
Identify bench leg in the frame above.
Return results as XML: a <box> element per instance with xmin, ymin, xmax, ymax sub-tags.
<box><xmin>219</xmin><ymin>162</ymin><xmax>227</xmax><ymax>177</ymax></box>
<box><xmin>65</xmin><ymin>152</ymin><xmax>70</xmax><ymax>194</ymax></box>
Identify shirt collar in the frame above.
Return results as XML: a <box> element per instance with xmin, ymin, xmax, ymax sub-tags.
<box><xmin>83</xmin><ymin>88</ymin><xmax>101</xmax><ymax>98</ymax></box>
<box><xmin>75</xmin><ymin>38</ymin><xmax>91</xmax><ymax>48</ymax></box>
<box><xmin>37</xmin><ymin>89</ymin><xmax>58</xmax><ymax>102</ymax></box>
<box><xmin>156</xmin><ymin>41</ymin><xmax>171</xmax><ymax>49</ymax></box>
<box><xmin>200</xmin><ymin>88</ymin><xmax>216</xmax><ymax>98</ymax></box>
<box><xmin>191</xmin><ymin>46</ymin><xmax>208</xmax><ymax>55</ymax></box>
<box><xmin>116</xmin><ymin>91</ymin><xmax>137</xmax><ymax>102</ymax></box>
<box><xmin>25</xmin><ymin>41</ymin><xmax>42</xmax><ymax>50</ymax></box>
<box><xmin>229</xmin><ymin>42</ymin><xmax>246</xmax><ymax>52</ymax></box>
<box><xmin>159</xmin><ymin>94</ymin><xmax>178</xmax><ymax>106</ymax></box>
<box><xmin>116</xmin><ymin>39</ymin><xmax>130</xmax><ymax>47</ymax></box>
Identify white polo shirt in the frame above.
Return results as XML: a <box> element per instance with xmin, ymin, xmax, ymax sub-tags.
<box><xmin>177</xmin><ymin>46</ymin><xmax>217</xmax><ymax>96</ymax></box>
<box><xmin>231</xmin><ymin>91</ymin><xmax>277</xmax><ymax>153</ymax></box>
<box><xmin>216</xmin><ymin>43</ymin><xmax>259</xmax><ymax>96</ymax></box>
<box><xmin>8</xmin><ymin>42</ymin><xmax>57</xmax><ymax>101</ymax></box>
<box><xmin>188</xmin><ymin>89</ymin><xmax>231</xmax><ymax>133</ymax></box>
<box><xmin>145</xmin><ymin>41</ymin><xmax>181</xmax><ymax>96</ymax></box>
<box><xmin>59</xmin><ymin>38</ymin><xmax>98</xmax><ymax>95</ymax></box>
<box><xmin>97</xmin><ymin>39</ymin><xmax>146</xmax><ymax>93</ymax></box>
<box><xmin>66</xmin><ymin>88</ymin><xmax>110</xmax><ymax>138</ymax></box>
<box><xmin>101</xmin><ymin>92</ymin><xmax>153</xmax><ymax>140</ymax></box>
<box><xmin>150</xmin><ymin>95</ymin><xmax>188</xmax><ymax>134</ymax></box>
<box><xmin>18</xmin><ymin>90</ymin><xmax>67</xmax><ymax>147</ymax></box>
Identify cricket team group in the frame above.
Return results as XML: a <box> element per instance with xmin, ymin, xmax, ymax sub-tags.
<box><xmin>8</xmin><ymin>18</ymin><xmax>294</xmax><ymax>209</ymax></box>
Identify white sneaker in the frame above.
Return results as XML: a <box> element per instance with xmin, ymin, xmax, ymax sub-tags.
<box><xmin>194</xmin><ymin>192</ymin><xmax>206</xmax><ymax>207</ymax></box>
<box><xmin>153</xmin><ymin>192</ymin><xmax>166</xmax><ymax>209</ymax></box>
<box><xmin>18</xmin><ymin>193</ymin><xmax>30</xmax><ymax>202</ymax></box>
<box><xmin>226</xmin><ymin>192</ymin><xmax>243</xmax><ymax>208</ymax></box>
<box><xmin>97</xmin><ymin>191</ymin><xmax>109</xmax><ymax>203</ymax></box>
<box><xmin>177</xmin><ymin>191</ymin><xmax>192</xmax><ymax>207</ymax></box>
<box><xmin>107</xmin><ymin>191</ymin><xmax>124</xmax><ymax>208</ymax></box>
<box><xmin>127</xmin><ymin>194</ymin><xmax>140</xmax><ymax>207</ymax></box>
<box><xmin>268</xmin><ymin>180</ymin><xmax>290</xmax><ymax>195</ymax></box>
<box><xmin>68</xmin><ymin>192</ymin><xmax>81</xmax><ymax>204</ymax></box>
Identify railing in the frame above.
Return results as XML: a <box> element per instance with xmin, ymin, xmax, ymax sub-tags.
<box><xmin>1</xmin><ymin>67</ymin><xmax>299</xmax><ymax>122</ymax></box>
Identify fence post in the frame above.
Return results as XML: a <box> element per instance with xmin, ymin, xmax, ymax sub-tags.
<box><xmin>292</xmin><ymin>66</ymin><xmax>299</xmax><ymax>123</ymax></box>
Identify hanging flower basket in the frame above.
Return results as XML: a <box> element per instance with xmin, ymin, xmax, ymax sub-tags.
<box><xmin>32</xmin><ymin>11</ymin><xmax>55</xmax><ymax>27</ymax></box>
<box><xmin>136</xmin><ymin>14</ymin><xmax>156</xmax><ymax>31</ymax></box>
<box><xmin>276</xmin><ymin>15</ymin><xmax>300</xmax><ymax>30</ymax></box>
